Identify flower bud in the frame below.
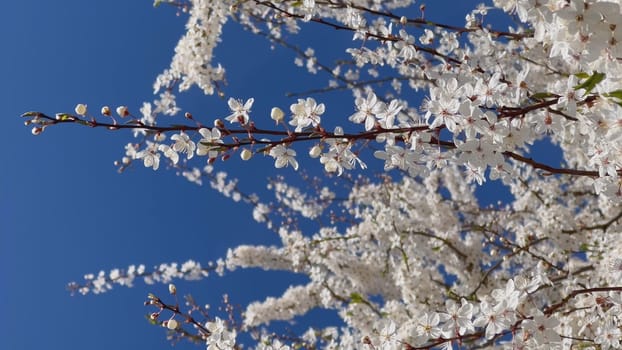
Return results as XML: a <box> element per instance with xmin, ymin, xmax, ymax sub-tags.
<box><xmin>101</xmin><ymin>106</ymin><xmax>111</xmax><ymax>116</ymax></box>
<box><xmin>31</xmin><ymin>126</ymin><xmax>43</xmax><ymax>135</ymax></box>
<box><xmin>116</xmin><ymin>106</ymin><xmax>129</xmax><ymax>118</ymax></box>
<box><xmin>74</xmin><ymin>103</ymin><xmax>88</xmax><ymax>116</ymax></box>
<box><xmin>168</xmin><ymin>283</ymin><xmax>177</xmax><ymax>295</ymax></box>
<box><xmin>166</xmin><ymin>319</ymin><xmax>178</xmax><ymax>330</ymax></box>
<box><xmin>270</xmin><ymin>107</ymin><xmax>284</xmax><ymax>122</ymax></box>
<box><xmin>240</xmin><ymin>149</ymin><xmax>252</xmax><ymax>161</ymax></box>
<box><xmin>309</xmin><ymin>145</ymin><xmax>322</xmax><ymax>158</ymax></box>
<box><xmin>400</xmin><ymin>16</ymin><xmax>407</xmax><ymax>25</ymax></box>
<box><xmin>214</xmin><ymin>119</ymin><xmax>224</xmax><ymax>128</ymax></box>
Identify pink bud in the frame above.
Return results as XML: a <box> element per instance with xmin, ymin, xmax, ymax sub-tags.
<box><xmin>116</xmin><ymin>106</ymin><xmax>129</xmax><ymax>118</ymax></box>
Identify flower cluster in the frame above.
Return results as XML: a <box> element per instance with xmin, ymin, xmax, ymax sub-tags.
<box><xmin>27</xmin><ymin>0</ymin><xmax>622</xmax><ymax>349</ymax></box>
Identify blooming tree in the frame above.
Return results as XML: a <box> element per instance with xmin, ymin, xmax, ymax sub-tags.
<box><xmin>22</xmin><ymin>0</ymin><xmax>622</xmax><ymax>349</ymax></box>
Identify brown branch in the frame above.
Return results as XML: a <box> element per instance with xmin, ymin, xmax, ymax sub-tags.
<box><xmin>253</xmin><ymin>0</ymin><xmax>462</xmax><ymax>64</ymax></box>
<box><xmin>562</xmin><ymin>209</ymin><xmax>622</xmax><ymax>234</ymax></box>
<box><xmin>146</xmin><ymin>294</ymin><xmax>212</xmax><ymax>338</ymax></box>
<box><xmin>403</xmin><ymin>228</ymin><xmax>468</xmax><ymax>260</ymax></box>
<box><xmin>24</xmin><ymin>107</ymin><xmax>617</xmax><ymax>179</ymax></box>
<box><xmin>544</xmin><ymin>286</ymin><xmax>622</xmax><ymax>316</ymax></box>
<box><xmin>332</xmin><ymin>1</ymin><xmax>531</xmax><ymax>40</ymax></box>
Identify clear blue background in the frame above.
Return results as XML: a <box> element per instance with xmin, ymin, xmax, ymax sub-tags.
<box><xmin>1</xmin><ymin>2</ymin><xmax>504</xmax><ymax>349</ymax></box>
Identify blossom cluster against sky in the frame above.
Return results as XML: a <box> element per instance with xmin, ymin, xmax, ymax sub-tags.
<box><xmin>2</xmin><ymin>1</ymin><xmax>501</xmax><ymax>349</ymax></box>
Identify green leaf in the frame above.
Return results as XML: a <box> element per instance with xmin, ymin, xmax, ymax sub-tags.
<box><xmin>349</xmin><ymin>293</ymin><xmax>365</xmax><ymax>304</ymax></box>
<box><xmin>574</xmin><ymin>72</ymin><xmax>590</xmax><ymax>80</ymax></box>
<box><xmin>198</xmin><ymin>142</ymin><xmax>226</xmax><ymax>150</ymax></box>
<box><xmin>604</xmin><ymin>89</ymin><xmax>622</xmax><ymax>100</ymax></box>
<box><xmin>579</xmin><ymin>243</ymin><xmax>590</xmax><ymax>252</ymax></box>
<box><xmin>574</xmin><ymin>71</ymin><xmax>605</xmax><ymax>94</ymax></box>
<box><xmin>530</xmin><ymin>92</ymin><xmax>556</xmax><ymax>100</ymax></box>
<box><xmin>145</xmin><ymin>314</ymin><xmax>158</xmax><ymax>325</ymax></box>
<box><xmin>55</xmin><ymin>113</ymin><xmax>74</xmax><ymax>121</ymax></box>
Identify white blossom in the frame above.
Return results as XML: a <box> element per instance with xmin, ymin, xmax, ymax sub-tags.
<box><xmin>269</xmin><ymin>144</ymin><xmax>298</xmax><ymax>170</ymax></box>
<box><xmin>196</xmin><ymin>128</ymin><xmax>223</xmax><ymax>159</ymax></box>
<box><xmin>225</xmin><ymin>97</ymin><xmax>254</xmax><ymax>124</ymax></box>
<box><xmin>31</xmin><ymin>1</ymin><xmax>622</xmax><ymax>349</ymax></box>
<box><xmin>289</xmin><ymin>97</ymin><xmax>325</xmax><ymax>132</ymax></box>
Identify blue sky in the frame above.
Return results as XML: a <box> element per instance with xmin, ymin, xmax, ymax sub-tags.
<box><xmin>1</xmin><ymin>1</ymin><xmax>506</xmax><ymax>349</ymax></box>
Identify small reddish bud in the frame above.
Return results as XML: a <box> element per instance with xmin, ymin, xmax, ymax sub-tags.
<box><xmin>116</xmin><ymin>106</ymin><xmax>129</xmax><ymax>118</ymax></box>
<box><xmin>101</xmin><ymin>106</ymin><xmax>111</xmax><ymax>116</ymax></box>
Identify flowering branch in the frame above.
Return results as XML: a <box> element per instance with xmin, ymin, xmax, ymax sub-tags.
<box><xmin>26</xmin><ymin>0</ymin><xmax>622</xmax><ymax>349</ymax></box>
